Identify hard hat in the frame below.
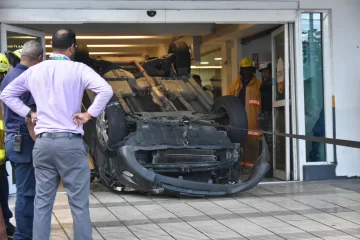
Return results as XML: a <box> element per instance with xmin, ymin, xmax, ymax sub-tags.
<box><xmin>13</xmin><ymin>48</ymin><xmax>22</xmax><ymax>59</ymax></box>
<box><xmin>259</xmin><ymin>61</ymin><xmax>271</xmax><ymax>71</ymax></box>
<box><xmin>0</xmin><ymin>53</ymin><xmax>9</xmax><ymax>73</ymax></box>
<box><xmin>239</xmin><ymin>57</ymin><xmax>254</xmax><ymax>68</ymax></box>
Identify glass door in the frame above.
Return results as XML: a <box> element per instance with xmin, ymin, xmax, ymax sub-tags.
<box><xmin>272</xmin><ymin>24</ymin><xmax>291</xmax><ymax>180</ymax></box>
<box><xmin>0</xmin><ymin>23</ymin><xmax>46</xmax><ymax>194</ymax></box>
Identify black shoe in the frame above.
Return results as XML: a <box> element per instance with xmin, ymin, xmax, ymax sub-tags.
<box><xmin>6</xmin><ymin>222</ymin><xmax>15</xmax><ymax>238</ymax></box>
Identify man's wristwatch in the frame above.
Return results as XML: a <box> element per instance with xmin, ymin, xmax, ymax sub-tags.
<box><xmin>26</xmin><ymin>110</ymin><xmax>32</xmax><ymax>118</ymax></box>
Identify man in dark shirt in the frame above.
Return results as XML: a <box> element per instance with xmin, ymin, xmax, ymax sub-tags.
<box><xmin>258</xmin><ymin>61</ymin><xmax>273</xmax><ymax>177</ymax></box>
<box><xmin>1</xmin><ymin>40</ymin><xmax>42</xmax><ymax>240</ymax></box>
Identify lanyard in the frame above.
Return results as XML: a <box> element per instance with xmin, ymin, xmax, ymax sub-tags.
<box><xmin>49</xmin><ymin>56</ymin><xmax>69</xmax><ymax>61</ymax></box>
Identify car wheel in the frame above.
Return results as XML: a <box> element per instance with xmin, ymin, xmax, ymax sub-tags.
<box><xmin>96</xmin><ymin>94</ymin><xmax>128</xmax><ymax>152</ymax></box>
<box><xmin>211</xmin><ymin>96</ymin><xmax>248</xmax><ymax>146</ymax></box>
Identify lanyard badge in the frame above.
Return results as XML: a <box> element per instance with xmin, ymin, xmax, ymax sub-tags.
<box><xmin>48</xmin><ymin>55</ymin><xmax>70</xmax><ymax>61</ymax></box>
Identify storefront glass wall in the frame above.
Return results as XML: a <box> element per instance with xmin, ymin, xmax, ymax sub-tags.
<box><xmin>190</xmin><ymin>49</ymin><xmax>222</xmax><ymax>99</ymax></box>
<box><xmin>301</xmin><ymin>13</ymin><xmax>326</xmax><ymax>162</ymax></box>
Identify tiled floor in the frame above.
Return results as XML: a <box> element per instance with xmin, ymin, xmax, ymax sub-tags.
<box><xmin>8</xmin><ymin>179</ymin><xmax>360</xmax><ymax>239</ymax></box>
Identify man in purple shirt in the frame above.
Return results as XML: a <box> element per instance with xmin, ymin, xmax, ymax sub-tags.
<box><xmin>0</xmin><ymin>29</ymin><xmax>113</xmax><ymax>240</ymax></box>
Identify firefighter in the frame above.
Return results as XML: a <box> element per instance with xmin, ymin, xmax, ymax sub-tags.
<box><xmin>228</xmin><ymin>57</ymin><xmax>262</xmax><ymax>166</ymax></box>
<box><xmin>0</xmin><ymin>53</ymin><xmax>15</xmax><ymax>239</ymax></box>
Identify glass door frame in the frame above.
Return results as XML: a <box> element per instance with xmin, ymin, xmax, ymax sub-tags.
<box><xmin>0</xmin><ymin>23</ymin><xmax>46</xmax><ymax>194</ymax></box>
<box><xmin>1</xmin><ymin>23</ymin><xmax>46</xmax><ymax>61</ymax></box>
<box><xmin>271</xmin><ymin>24</ymin><xmax>296</xmax><ymax>181</ymax></box>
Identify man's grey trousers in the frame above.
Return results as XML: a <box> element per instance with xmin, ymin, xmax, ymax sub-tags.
<box><xmin>32</xmin><ymin>135</ymin><xmax>92</xmax><ymax>240</ymax></box>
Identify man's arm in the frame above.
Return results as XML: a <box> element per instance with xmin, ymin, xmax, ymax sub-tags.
<box><xmin>81</xmin><ymin>64</ymin><xmax>113</xmax><ymax>117</ymax></box>
<box><xmin>0</xmin><ymin>71</ymin><xmax>30</xmax><ymax>118</ymax></box>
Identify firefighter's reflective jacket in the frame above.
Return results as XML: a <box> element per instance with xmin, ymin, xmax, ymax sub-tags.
<box><xmin>228</xmin><ymin>75</ymin><xmax>263</xmax><ymax>164</ymax></box>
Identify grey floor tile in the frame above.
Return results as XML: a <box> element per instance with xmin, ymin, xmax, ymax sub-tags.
<box><xmin>333</xmin><ymin>211</ymin><xmax>360</xmax><ymax>225</ymax></box>
<box><xmin>341</xmin><ymin>227</ymin><xmax>360</xmax><ymax>237</ymax></box>
<box><xmin>50</xmin><ymin>230</ymin><xmax>69</xmax><ymax>240</ymax></box>
<box><xmin>90</xmin><ymin>207</ymin><xmax>118</xmax><ymax>222</ymax></box>
<box><xmin>273</xmin><ymin>214</ymin><xmax>307</xmax><ymax>222</ymax></box>
<box><xmin>311</xmin><ymin>230</ymin><xmax>356</xmax><ymax>238</ymax></box>
<box><xmin>92</xmin><ymin>228</ymin><xmax>104</xmax><ymax>240</ymax></box>
<box><xmin>246</xmin><ymin>235</ymin><xmax>285</xmax><ymax>240</ymax></box>
<box><xmin>135</xmin><ymin>204</ymin><xmax>177</xmax><ymax>219</ymax></box>
<box><xmin>92</xmin><ymin>191</ymin><xmax>126</xmax><ymax>203</ymax></box>
<box><xmin>317</xmin><ymin>207</ymin><xmax>352</xmax><ymax>213</ymax></box>
<box><xmin>92</xmin><ymin>221</ymin><xmax>123</xmax><ymax>228</ymax></box>
<box><xmin>286</xmin><ymin>219</ymin><xmax>334</xmax><ymax>232</ymax></box>
<box><xmin>323</xmin><ymin>236</ymin><xmax>359</xmax><ymax>240</ymax></box>
<box><xmin>181</xmin><ymin>215</ymin><xmax>213</xmax><ymax>222</ymax></box>
<box><xmin>303</xmin><ymin>213</ymin><xmax>360</xmax><ymax>230</ymax></box>
<box><xmin>187</xmin><ymin>201</ymin><xmax>233</xmax><ymax>216</ymax></box>
<box><xmin>211</xmin><ymin>213</ymin><xmax>240</xmax><ymax>221</ymax></box>
<box><xmin>152</xmin><ymin>217</ymin><xmax>184</xmax><ymax>224</ymax></box>
<box><xmin>218</xmin><ymin>218</ymin><xmax>274</xmax><ymax>237</ymax></box>
<box><xmin>278</xmin><ymin>232</ymin><xmax>321</xmax><ymax>240</ymax></box>
<box><xmin>161</xmin><ymin>202</ymin><xmax>205</xmax><ymax>217</ymax></box>
<box><xmin>128</xmin><ymin>223</ymin><xmax>169</xmax><ymax>238</ymax></box>
<box><xmin>108</xmin><ymin>206</ymin><xmax>149</xmax><ymax>221</ymax></box>
<box><xmin>159</xmin><ymin>222</ymin><xmax>210</xmax><ymax>240</ymax></box>
<box><xmin>97</xmin><ymin>226</ymin><xmax>138</xmax><ymax>240</ymax></box>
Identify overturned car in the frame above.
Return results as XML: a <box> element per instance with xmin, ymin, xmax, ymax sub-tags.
<box><xmin>79</xmin><ymin>42</ymin><xmax>270</xmax><ymax>196</ymax></box>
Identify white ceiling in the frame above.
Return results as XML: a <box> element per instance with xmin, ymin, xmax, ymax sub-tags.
<box><xmin>12</xmin><ymin>23</ymin><xmax>279</xmax><ymax>64</ymax></box>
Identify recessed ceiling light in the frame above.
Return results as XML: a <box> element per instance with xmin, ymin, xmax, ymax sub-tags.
<box><xmin>214</xmin><ymin>58</ymin><xmax>222</xmax><ymax>60</ymax></box>
<box><xmin>200</xmin><ymin>62</ymin><xmax>209</xmax><ymax>65</ymax></box>
<box><xmin>191</xmin><ymin>66</ymin><xmax>222</xmax><ymax>69</ymax></box>
<box><xmin>46</xmin><ymin>52</ymin><xmax>141</xmax><ymax>55</ymax></box>
<box><xmin>45</xmin><ymin>44</ymin><xmax>158</xmax><ymax>48</ymax></box>
<box><xmin>45</xmin><ymin>36</ymin><xmax>166</xmax><ymax>40</ymax></box>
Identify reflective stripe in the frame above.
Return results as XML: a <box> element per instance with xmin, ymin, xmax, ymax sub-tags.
<box><xmin>240</xmin><ymin>162</ymin><xmax>254</xmax><ymax>167</ymax></box>
<box><xmin>249</xmin><ymin>99</ymin><xmax>260</xmax><ymax>105</ymax></box>
<box><xmin>248</xmin><ymin>131</ymin><xmax>263</xmax><ymax>136</ymax></box>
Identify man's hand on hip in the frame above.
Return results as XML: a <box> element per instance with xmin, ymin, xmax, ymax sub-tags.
<box><xmin>72</xmin><ymin>112</ymin><xmax>92</xmax><ymax>126</ymax></box>
<box><xmin>25</xmin><ymin>112</ymin><xmax>37</xmax><ymax>125</ymax></box>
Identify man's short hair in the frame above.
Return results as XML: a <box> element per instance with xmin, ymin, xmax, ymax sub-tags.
<box><xmin>21</xmin><ymin>40</ymin><xmax>43</xmax><ymax>60</ymax></box>
<box><xmin>52</xmin><ymin>29</ymin><xmax>76</xmax><ymax>50</ymax></box>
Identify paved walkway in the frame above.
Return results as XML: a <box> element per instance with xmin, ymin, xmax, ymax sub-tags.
<box><xmin>8</xmin><ymin>179</ymin><xmax>360</xmax><ymax>239</ymax></box>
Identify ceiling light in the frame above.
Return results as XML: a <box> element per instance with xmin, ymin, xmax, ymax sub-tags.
<box><xmin>191</xmin><ymin>66</ymin><xmax>222</xmax><ymax>69</ymax></box>
<box><xmin>45</xmin><ymin>44</ymin><xmax>157</xmax><ymax>48</ymax></box>
<box><xmin>214</xmin><ymin>58</ymin><xmax>222</xmax><ymax>60</ymax></box>
<box><xmin>7</xmin><ymin>36</ymin><xmax>37</xmax><ymax>39</ymax></box>
<box><xmin>45</xmin><ymin>36</ymin><xmax>165</xmax><ymax>40</ymax></box>
<box><xmin>46</xmin><ymin>52</ymin><xmax>141</xmax><ymax>56</ymax></box>
<box><xmin>200</xmin><ymin>62</ymin><xmax>209</xmax><ymax>65</ymax></box>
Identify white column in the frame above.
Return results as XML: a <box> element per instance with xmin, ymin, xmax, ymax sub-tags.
<box><xmin>221</xmin><ymin>41</ymin><xmax>233</xmax><ymax>96</ymax></box>
<box><xmin>231</xmin><ymin>38</ymin><xmax>242</xmax><ymax>85</ymax></box>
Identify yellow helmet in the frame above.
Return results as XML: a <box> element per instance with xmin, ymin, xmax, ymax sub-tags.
<box><xmin>0</xmin><ymin>53</ymin><xmax>9</xmax><ymax>73</ymax></box>
<box><xmin>13</xmin><ymin>48</ymin><xmax>22</xmax><ymax>59</ymax></box>
<box><xmin>239</xmin><ymin>57</ymin><xmax>254</xmax><ymax>68</ymax></box>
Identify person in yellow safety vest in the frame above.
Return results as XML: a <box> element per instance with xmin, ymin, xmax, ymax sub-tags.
<box><xmin>4</xmin><ymin>48</ymin><xmax>22</xmax><ymax>71</ymax></box>
<box><xmin>228</xmin><ymin>57</ymin><xmax>263</xmax><ymax>166</ymax></box>
<box><xmin>0</xmin><ymin>53</ymin><xmax>15</xmax><ymax>239</ymax></box>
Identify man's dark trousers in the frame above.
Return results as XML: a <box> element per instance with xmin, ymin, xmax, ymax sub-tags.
<box><xmin>0</xmin><ymin>163</ymin><xmax>13</xmax><ymax>225</ymax></box>
<box><xmin>5</xmin><ymin>136</ymin><xmax>35</xmax><ymax>240</ymax></box>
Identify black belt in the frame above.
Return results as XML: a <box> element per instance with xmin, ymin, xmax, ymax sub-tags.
<box><xmin>37</xmin><ymin>132</ymin><xmax>82</xmax><ymax>139</ymax></box>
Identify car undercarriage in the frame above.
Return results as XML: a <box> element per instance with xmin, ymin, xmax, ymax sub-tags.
<box><xmin>78</xmin><ymin>41</ymin><xmax>270</xmax><ymax>196</ymax></box>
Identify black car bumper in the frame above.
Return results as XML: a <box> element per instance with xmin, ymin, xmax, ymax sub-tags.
<box><xmin>113</xmin><ymin>138</ymin><xmax>270</xmax><ymax>196</ymax></box>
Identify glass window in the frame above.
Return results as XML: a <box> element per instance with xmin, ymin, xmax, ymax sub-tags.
<box><xmin>190</xmin><ymin>49</ymin><xmax>222</xmax><ymax>100</ymax></box>
<box><xmin>302</xmin><ymin>13</ymin><xmax>326</xmax><ymax>162</ymax></box>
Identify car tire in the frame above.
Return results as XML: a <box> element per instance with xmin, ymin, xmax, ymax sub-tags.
<box><xmin>168</xmin><ymin>41</ymin><xmax>191</xmax><ymax>77</ymax></box>
<box><xmin>96</xmin><ymin>94</ymin><xmax>128</xmax><ymax>152</ymax></box>
<box><xmin>211</xmin><ymin>96</ymin><xmax>248</xmax><ymax>146</ymax></box>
